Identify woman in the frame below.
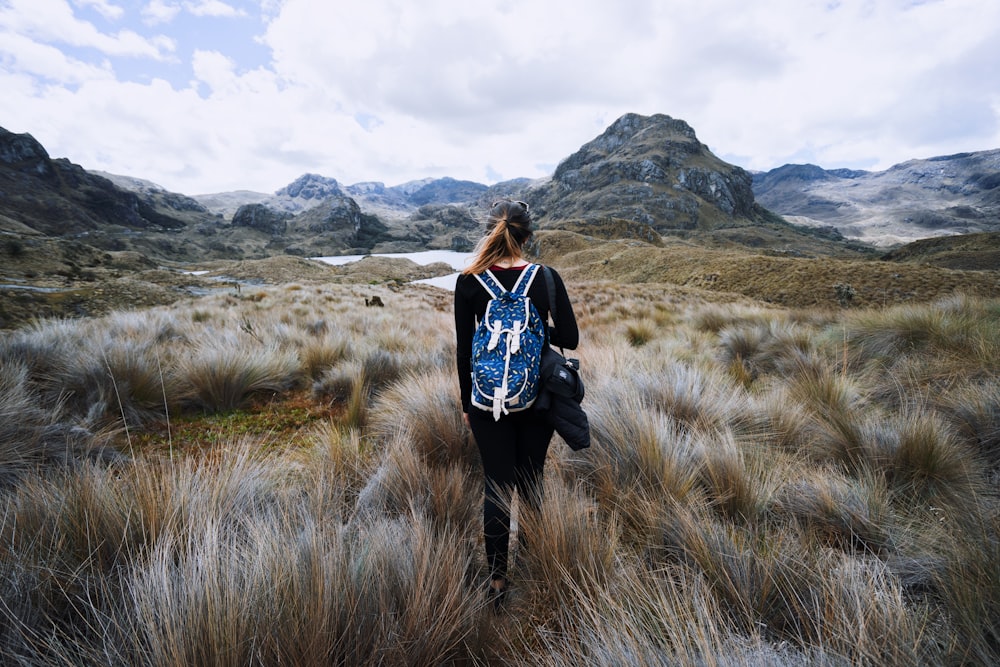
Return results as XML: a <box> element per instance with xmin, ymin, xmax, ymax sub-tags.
<box><xmin>454</xmin><ymin>199</ymin><xmax>579</xmax><ymax>609</ymax></box>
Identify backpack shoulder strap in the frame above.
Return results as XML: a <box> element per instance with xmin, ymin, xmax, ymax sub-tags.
<box><xmin>473</xmin><ymin>269</ymin><xmax>504</xmax><ymax>299</ymax></box>
<box><xmin>541</xmin><ymin>265</ymin><xmax>565</xmax><ymax>352</ymax></box>
<box><xmin>542</xmin><ymin>265</ymin><xmax>557</xmax><ymax>327</ymax></box>
<box><xmin>510</xmin><ymin>263</ymin><xmax>540</xmax><ymax>297</ymax></box>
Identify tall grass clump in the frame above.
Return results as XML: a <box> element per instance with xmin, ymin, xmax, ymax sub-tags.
<box><xmin>296</xmin><ymin>423</ymin><xmax>378</xmax><ymax>517</ymax></box>
<box><xmin>581</xmin><ymin>389</ymin><xmax>702</xmax><ymax>526</ymax></box>
<box><xmin>0</xmin><ymin>461</ymin><xmax>159</xmax><ymax>662</ymax></box>
<box><xmin>0</xmin><ymin>440</ymin><xmax>490</xmax><ymax>665</ymax></box>
<box><xmin>312</xmin><ymin>348</ymin><xmax>412</xmax><ymax>427</ymax></box>
<box><xmin>840</xmin><ymin>295</ymin><xmax>1000</xmax><ymax>376</ymax></box>
<box><xmin>654</xmin><ymin>507</ymin><xmax>825</xmax><ymax>645</ymax></box>
<box><xmin>515</xmin><ymin>477</ymin><xmax>619</xmax><ymax>611</ymax></box>
<box><xmin>746</xmin><ymin>385</ymin><xmax>815</xmax><ymax>452</ymax></box>
<box><xmin>127</xmin><ymin>510</ymin><xmax>483</xmax><ymax>666</ymax></box>
<box><xmin>697</xmin><ymin>431</ymin><xmax>771</xmax><ymax>524</ymax></box>
<box><xmin>578</xmin><ymin>378</ymin><xmax>773</xmax><ymax>550</ymax></box>
<box><xmin>0</xmin><ymin>359</ymin><xmax>68</xmax><ymax>486</ymax></box>
<box><xmin>717</xmin><ymin>320</ymin><xmax>819</xmax><ymax>384</ymax></box>
<box><xmin>369</xmin><ymin>369</ymin><xmax>476</xmax><ymax>471</ymax></box>
<box><xmin>624</xmin><ymin>318</ymin><xmax>658</xmax><ymax>346</ymax></box>
<box><xmin>934</xmin><ymin>380</ymin><xmax>1000</xmax><ymax>477</ymax></box>
<box><xmin>930</xmin><ymin>513</ymin><xmax>1000</xmax><ymax>664</ymax></box>
<box><xmin>0</xmin><ymin>357</ymin><xmax>114</xmax><ymax>486</ymax></box>
<box><xmin>690</xmin><ymin>303</ymin><xmax>773</xmax><ymax>335</ymax></box>
<box><xmin>516</xmin><ymin>558</ymin><xmax>762</xmax><ymax>667</ymax></box>
<box><xmin>0</xmin><ymin>312</ymin><xmax>189</xmax><ymax>429</ymax></box>
<box><xmin>774</xmin><ymin>468</ymin><xmax>892</xmax><ymax>555</ymax></box>
<box><xmin>633</xmin><ymin>361</ymin><xmax>752</xmax><ymax>433</ymax></box>
<box><xmin>869</xmin><ymin>410</ymin><xmax>983</xmax><ymax>509</ymax></box>
<box><xmin>783</xmin><ymin>359</ymin><xmax>871</xmax><ymax>472</ymax></box>
<box><xmin>297</xmin><ymin>330</ymin><xmax>352</xmax><ymax>380</ymax></box>
<box><xmin>354</xmin><ymin>430</ymin><xmax>481</xmax><ymax>534</ymax></box>
<box><xmin>650</xmin><ymin>506</ymin><xmax>934</xmax><ymax>661</ymax></box>
<box><xmin>65</xmin><ymin>335</ymin><xmax>179</xmax><ymax>428</ymax></box>
<box><xmin>176</xmin><ymin>338</ymin><xmax>301</xmax><ymax>412</ymax></box>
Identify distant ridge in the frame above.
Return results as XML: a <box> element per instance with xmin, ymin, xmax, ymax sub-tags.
<box><xmin>3</xmin><ymin>116</ymin><xmax>999</xmax><ymax>269</ymax></box>
<box><xmin>752</xmin><ymin>149</ymin><xmax>1000</xmax><ymax>246</ymax></box>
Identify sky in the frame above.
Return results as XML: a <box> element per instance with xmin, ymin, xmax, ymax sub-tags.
<box><xmin>1</xmin><ymin>0</ymin><xmax>998</xmax><ymax>196</ymax></box>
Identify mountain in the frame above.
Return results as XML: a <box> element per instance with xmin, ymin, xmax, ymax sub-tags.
<box><xmin>530</xmin><ymin>113</ymin><xmax>760</xmax><ymax>228</ymax></box>
<box><xmin>515</xmin><ymin>113</ymin><xmax>868</xmax><ymax>257</ymax></box>
<box><xmin>200</xmin><ymin>113</ymin><xmax>863</xmax><ymax>259</ymax></box>
<box><xmin>752</xmin><ymin>150</ymin><xmax>1000</xmax><ymax>247</ymax></box>
<box><xmin>0</xmin><ymin>128</ymin><xmax>212</xmax><ymax>238</ymax></box>
<box><xmin>2</xmin><ymin>116</ymin><xmax>998</xmax><ymax>329</ymax></box>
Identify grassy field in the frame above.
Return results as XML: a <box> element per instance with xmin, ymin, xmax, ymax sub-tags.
<box><xmin>534</xmin><ymin>230</ymin><xmax>1000</xmax><ymax>310</ymax></box>
<box><xmin>1</xmin><ymin>276</ymin><xmax>998</xmax><ymax>665</ymax></box>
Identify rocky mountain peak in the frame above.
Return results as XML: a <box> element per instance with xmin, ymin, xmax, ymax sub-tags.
<box><xmin>346</xmin><ymin>181</ymin><xmax>386</xmax><ymax>195</ymax></box>
<box><xmin>531</xmin><ymin>113</ymin><xmax>762</xmax><ymax>232</ymax></box>
<box><xmin>597</xmin><ymin>113</ymin><xmax>696</xmax><ymax>152</ymax></box>
<box><xmin>274</xmin><ymin>173</ymin><xmax>344</xmax><ymax>200</ymax></box>
<box><xmin>0</xmin><ymin>128</ymin><xmax>55</xmax><ymax>179</ymax></box>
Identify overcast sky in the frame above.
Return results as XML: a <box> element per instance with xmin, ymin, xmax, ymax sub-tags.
<box><xmin>1</xmin><ymin>0</ymin><xmax>998</xmax><ymax>195</ymax></box>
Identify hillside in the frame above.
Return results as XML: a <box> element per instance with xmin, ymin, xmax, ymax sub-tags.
<box><xmin>752</xmin><ymin>150</ymin><xmax>1000</xmax><ymax>247</ymax></box>
<box><xmin>532</xmin><ymin>230</ymin><xmax>999</xmax><ymax>310</ymax></box>
<box><xmin>0</xmin><ymin>128</ymin><xmax>214</xmax><ymax>239</ymax></box>
<box><xmin>880</xmin><ymin>230</ymin><xmax>1000</xmax><ymax>271</ymax></box>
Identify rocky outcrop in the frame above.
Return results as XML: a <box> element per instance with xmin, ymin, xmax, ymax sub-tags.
<box><xmin>0</xmin><ymin>128</ymin><xmax>56</xmax><ymax>179</ymax></box>
<box><xmin>410</xmin><ymin>204</ymin><xmax>479</xmax><ymax>231</ymax></box>
<box><xmin>95</xmin><ymin>171</ymin><xmax>210</xmax><ymax>216</ymax></box>
<box><xmin>231</xmin><ymin>203</ymin><xmax>291</xmax><ymax>235</ymax></box>
<box><xmin>290</xmin><ymin>195</ymin><xmax>389</xmax><ymax>251</ymax></box>
<box><xmin>300</xmin><ymin>197</ymin><xmax>366</xmax><ymax>234</ymax></box>
<box><xmin>526</xmin><ymin>113</ymin><xmax>765</xmax><ymax>232</ymax></box>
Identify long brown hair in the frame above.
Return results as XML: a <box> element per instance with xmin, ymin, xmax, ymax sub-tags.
<box><xmin>462</xmin><ymin>200</ymin><xmax>533</xmax><ymax>275</ymax></box>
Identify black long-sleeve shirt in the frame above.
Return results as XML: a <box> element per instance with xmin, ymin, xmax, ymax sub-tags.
<box><xmin>454</xmin><ymin>264</ymin><xmax>578</xmax><ymax>413</ymax></box>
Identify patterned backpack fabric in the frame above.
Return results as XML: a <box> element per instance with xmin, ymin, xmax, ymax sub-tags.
<box><xmin>470</xmin><ymin>264</ymin><xmax>546</xmax><ymax>421</ymax></box>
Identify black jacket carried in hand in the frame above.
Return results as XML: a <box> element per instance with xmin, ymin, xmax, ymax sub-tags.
<box><xmin>534</xmin><ymin>325</ymin><xmax>590</xmax><ymax>451</ymax></box>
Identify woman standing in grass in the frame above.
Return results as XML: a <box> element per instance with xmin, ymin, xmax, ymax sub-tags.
<box><xmin>454</xmin><ymin>199</ymin><xmax>579</xmax><ymax>610</ymax></box>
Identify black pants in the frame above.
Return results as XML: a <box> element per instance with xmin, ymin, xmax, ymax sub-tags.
<box><xmin>468</xmin><ymin>407</ymin><xmax>554</xmax><ymax>580</ymax></box>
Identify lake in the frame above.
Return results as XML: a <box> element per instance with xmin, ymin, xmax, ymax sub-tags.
<box><xmin>313</xmin><ymin>250</ymin><xmax>473</xmax><ymax>290</ymax></box>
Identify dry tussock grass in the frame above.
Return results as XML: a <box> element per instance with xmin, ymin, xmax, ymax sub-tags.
<box><xmin>538</xmin><ymin>230</ymin><xmax>1000</xmax><ymax>309</ymax></box>
<box><xmin>0</xmin><ymin>277</ymin><xmax>998</xmax><ymax>664</ymax></box>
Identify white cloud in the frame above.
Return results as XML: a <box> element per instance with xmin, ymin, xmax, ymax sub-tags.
<box><xmin>185</xmin><ymin>0</ymin><xmax>246</xmax><ymax>18</ymax></box>
<box><xmin>0</xmin><ymin>30</ymin><xmax>115</xmax><ymax>84</ymax></box>
<box><xmin>141</xmin><ymin>1</ymin><xmax>245</xmax><ymax>25</ymax></box>
<box><xmin>2</xmin><ymin>0</ymin><xmax>998</xmax><ymax>196</ymax></box>
<box><xmin>0</xmin><ymin>0</ymin><xmax>174</xmax><ymax>58</ymax></box>
<box><xmin>141</xmin><ymin>0</ymin><xmax>181</xmax><ymax>25</ymax></box>
<box><xmin>191</xmin><ymin>49</ymin><xmax>235</xmax><ymax>91</ymax></box>
<box><xmin>73</xmin><ymin>0</ymin><xmax>125</xmax><ymax>21</ymax></box>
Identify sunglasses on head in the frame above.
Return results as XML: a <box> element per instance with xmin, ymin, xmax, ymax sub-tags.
<box><xmin>491</xmin><ymin>199</ymin><xmax>529</xmax><ymax>212</ymax></box>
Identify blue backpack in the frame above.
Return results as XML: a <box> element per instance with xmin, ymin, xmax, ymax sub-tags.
<box><xmin>470</xmin><ymin>264</ymin><xmax>546</xmax><ymax>420</ymax></box>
